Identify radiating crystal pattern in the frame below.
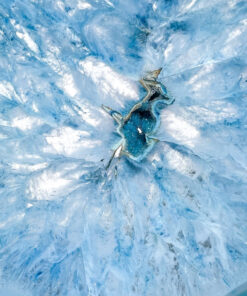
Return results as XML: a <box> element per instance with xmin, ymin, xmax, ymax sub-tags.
<box><xmin>0</xmin><ymin>0</ymin><xmax>247</xmax><ymax>295</ymax></box>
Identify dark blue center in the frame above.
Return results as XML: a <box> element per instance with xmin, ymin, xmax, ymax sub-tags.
<box><xmin>120</xmin><ymin>102</ymin><xmax>158</xmax><ymax>158</ymax></box>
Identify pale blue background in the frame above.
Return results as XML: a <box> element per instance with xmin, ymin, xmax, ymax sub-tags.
<box><xmin>0</xmin><ymin>0</ymin><xmax>247</xmax><ymax>295</ymax></box>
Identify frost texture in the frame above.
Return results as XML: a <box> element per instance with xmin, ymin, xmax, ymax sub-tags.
<box><xmin>0</xmin><ymin>0</ymin><xmax>247</xmax><ymax>295</ymax></box>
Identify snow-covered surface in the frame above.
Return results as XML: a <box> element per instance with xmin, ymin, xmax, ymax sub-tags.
<box><xmin>0</xmin><ymin>0</ymin><xmax>247</xmax><ymax>295</ymax></box>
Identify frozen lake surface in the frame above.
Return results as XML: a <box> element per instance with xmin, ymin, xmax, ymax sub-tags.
<box><xmin>0</xmin><ymin>0</ymin><xmax>247</xmax><ymax>295</ymax></box>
